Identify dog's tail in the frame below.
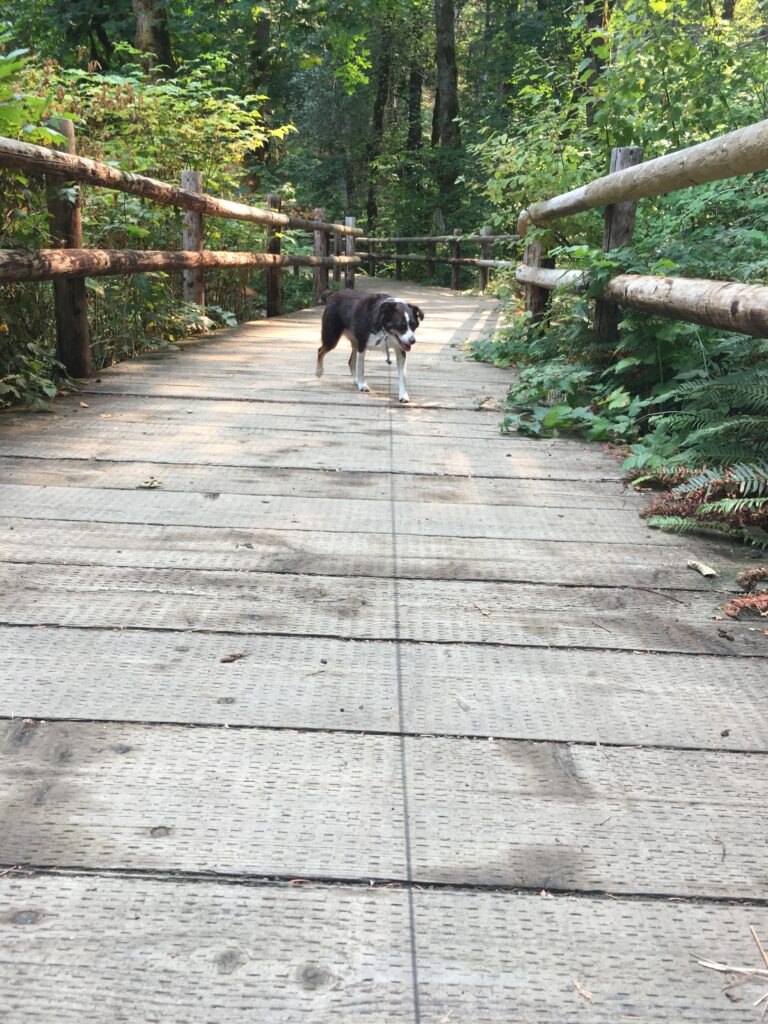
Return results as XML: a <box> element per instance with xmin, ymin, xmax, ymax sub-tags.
<box><xmin>319</xmin><ymin>289</ymin><xmax>333</xmax><ymax>306</ymax></box>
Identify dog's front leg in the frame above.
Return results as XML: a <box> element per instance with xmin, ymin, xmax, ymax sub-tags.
<box><xmin>384</xmin><ymin>336</ymin><xmax>392</xmax><ymax>365</ymax></box>
<box><xmin>395</xmin><ymin>347</ymin><xmax>409</xmax><ymax>404</ymax></box>
<box><xmin>354</xmin><ymin>349</ymin><xmax>370</xmax><ymax>392</ymax></box>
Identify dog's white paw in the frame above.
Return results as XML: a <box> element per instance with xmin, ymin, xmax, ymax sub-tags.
<box><xmin>399</xmin><ymin>393</ymin><xmax>410</xmax><ymax>404</ymax></box>
<box><xmin>315</xmin><ymin>365</ymin><xmax>323</xmax><ymax>378</ymax></box>
<box><xmin>357</xmin><ymin>383</ymin><xmax>370</xmax><ymax>393</ymax></box>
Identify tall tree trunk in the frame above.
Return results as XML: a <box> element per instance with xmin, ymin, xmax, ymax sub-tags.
<box><xmin>434</xmin><ymin>0</ymin><xmax>461</xmax><ymax>150</ymax></box>
<box><xmin>407</xmin><ymin>68</ymin><xmax>424</xmax><ymax>151</ymax></box>
<box><xmin>132</xmin><ymin>0</ymin><xmax>176</xmax><ymax>77</ymax></box>
<box><xmin>433</xmin><ymin>0</ymin><xmax>462</xmax><ymax>215</ymax></box>
<box><xmin>582</xmin><ymin>0</ymin><xmax>614</xmax><ymax>126</ymax></box>
<box><xmin>366</xmin><ymin>35</ymin><xmax>392</xmax><ymax>231</ymax></box>
<box><xmin>251</xmin><ymin>13</ymin><xmax>271</xmax><ymax>90</ymax></box>
<box><xmin>722</xmin><ymin>0</ymin><xmax>736</xmax><ymax>16</ymax></box>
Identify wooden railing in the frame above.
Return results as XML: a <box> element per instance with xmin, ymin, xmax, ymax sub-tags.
<box><xmin>357</xmin><ymin>231</ymin><xmax>520</xmax><ymax>292</ymax></box>
<box><xmin>516</xmin><ymin>119</ymin><xmax>768</xmax><ymax>341</ymax></box>
<box><xmin>0</xmin><ymin>119</ymin><xmax>362</xmax><ymax>377</ymax></box>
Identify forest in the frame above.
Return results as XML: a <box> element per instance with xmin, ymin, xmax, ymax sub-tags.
<box><xmin>1</xmin><ymin>0</ymin><xmax>767</xmax><ymax>549</ymax></box>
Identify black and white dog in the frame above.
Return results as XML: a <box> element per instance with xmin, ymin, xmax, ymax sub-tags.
<box><xmin>316</xmin><ymin>289</ymin><xmax>424</xmax><ymax>403</ymax></box>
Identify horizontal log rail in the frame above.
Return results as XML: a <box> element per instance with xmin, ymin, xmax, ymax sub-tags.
<box><xmin>358</xmin><ymin>233</ymin><xmax>519</xmax><ymax>244</ymax></box>
<box><xmin>515</xmin><ymin>265</ymin><xmax>768</xmax><ymax>339</ymax></box>
<box><xmin>0</xmin><ymin>249</ymin><xmax>361</xmax><ymax>283</ymax></box>
<box><xmin>0</xmin><ymin>136</ymin><xmax>361</xmax><ymax>236</ymax></box>
<box><xmin>518</xmin><ymin>117</ymin><xmax>768</xmax><ymax>234</ymax></box>
<box><xmin>359</xmin><ymin>250</ymin><xmax>516</xmax><ymax>269</ymax></box>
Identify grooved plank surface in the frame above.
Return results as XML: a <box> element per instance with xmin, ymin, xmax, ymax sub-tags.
<box><xmin>2</xmin><ymin>719</ymin><xmax>767</xmax><ymax>895</ymax></box>
<box><xmin>0</xmin><ymin>874</ymin><xmax>761</xmax><ymax>1023</ymax></box>
<box><xmin>0</xmin><ymin>456</ymin><xmax>651</xmax><ymax>507</ymax></box>
<box><xmin>2</xmin><ymin>625</ymin><xmax>766</xmax><ymax>749</ymax></box>
<box><xmin>0</xmin><ymin>516</ymin><xmax>743</xmax><ymax>589</ymax></box>
<box><xmin>1</xmin><ymin>277</ymin><xmax>767</xmax><ymax>1021</ymax></box>
<box><xmin>0</xmin><ymin>562</ymin><xmax>757</xmax><ymax>654</ymax></box>
<box><xmin>0</xmin><ymin>483</ymin><xmax>672</xmax><ymax>543</ymax></box>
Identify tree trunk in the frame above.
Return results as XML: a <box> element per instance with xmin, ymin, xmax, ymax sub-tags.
<box><xmin>433</xmin><ymin>0</ymin><xmax>462</xmax><ymax>214</ymax></box>
<box><xmin>722</xmin><ymin>0</ymin><xmax>736</xmax><ymax>17</ymax></box>
<box><xmin>583</xmin><ymin>0</ymin><xmax>614</xmax><ymax>126</ymax></box>
<box><xmin>434</xmin><ymin>0</ymin><xmax>461</xmax><ymax>150</ymax></box>
<box><xmin>407</xmin><ymin>68</ymin><xmax>424</xmax><ymax>151</ymax></box>
<box><xmin>132</xmin><ymin>0</ymin><xmax>176</xmax><ymax>77</ymax></box>
<box><xmin>366</xmin><ymin>34</ymin><xmax>392</xmax><ymax>231</ymax></box>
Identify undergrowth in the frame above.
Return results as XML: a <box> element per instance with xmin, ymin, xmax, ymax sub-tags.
<box><xmin>470</xmin><ymin>179</ymin><xmax>768</xmax><ymax>551</ymax></box>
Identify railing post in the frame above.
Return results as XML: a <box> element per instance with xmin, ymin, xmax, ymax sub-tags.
<box><xmin>426</xmin><ymin>239</ymin><xmax>436</xmax><ymax>278</ymax></box>
<box><xmin>595</xmin><ymin>146</ymin><xmax>644</xmax><ymax>345</ymax></box>
<box><xmin>368</xmin><ymin>239</ymin><xmax>377</xmax><ymax>277</ymax></box>
<box><xmin>265</xmin><ymin>193</ymin><xmax>283</xmax><ymax>317</ymax></box>
<box><xmin>181</xmin><ymin>169</ymin><xmax>205</xmax><ymax>314</ymax></box>
<box><xmin>479</xmin><ymin>225</ymin><xmax>492</xmax><ymax>292</ymax></box>
<box><xmin>333</xmin><ymin>231</ymin><xmax>342</xmax><ymax>283</ymax></box>
<box><xmin>451</xmin><ymin>229</ymin><xmax>461</xmax><ymax>291</ymax></box>
<box><xmin>313</xmin><ymin>208</ymin><xmax>329</xmax><ymax>303</ymax></box>
<box><xmin>45</xmin><ymin>118</ymin><xmax>91</xmax><ymax>377</ymax></box>
<box><xmin>344</xmin><ymin>216</ymin><xmax>356</xmax><ymax>289</ymax></box>
<box><xmin>522</xmin><ymin>235</ymin><xmax>555</xmax><ymax>325</ymax></box>
<box><xmin>395</xmin><ymin>240</ymin><xmax>403</xmax><ymax>281</ymax></box>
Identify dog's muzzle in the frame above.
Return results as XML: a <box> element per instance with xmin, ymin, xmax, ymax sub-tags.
<box><xmin>394</xmin><ymin>331</ymin><xmax>416</xmax><ymax>352</ymax></box>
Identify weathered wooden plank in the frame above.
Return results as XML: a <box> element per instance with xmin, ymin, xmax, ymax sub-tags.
<box><xmin>2</xmin><ymin>625</ymin><xmax>765</xmax><ymax>749</ymax></box>
<box><xmin>0</xmin><ymin>563</ymin><xmax>758</xmax><ymax>655</ymax></box>
<box><xmin>2</xmin><ymin>517</ymin><xmax>746</xmax><ymax>590</ymax></box>
<box><xmin>1</xmin><ymin>719</ymin><xmax>766</xmax><ymax>894</ymax></box>
<box><xmin>0</xmin><ymin>484</ymin><xmax>667</xmax><ymax>545</ymax></box>
<box><xmin>0</xmin><ymin>874</ymin><xmax>757</xmax><ymax>1022</ymax></box>
<box><xmin>0</xmin><ymin>455</ymin><xmax>645</xmax><ymax>508</ymax></box>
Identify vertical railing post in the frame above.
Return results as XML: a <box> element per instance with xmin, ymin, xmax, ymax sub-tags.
<box><xmin>395</xmin><ymin>240</ymin><xmax>403</xmax><ymax>281</ymax></box>
<box><xmin>333</xmin><ymin>231</ymin><xmax>342</xmax><ymax>283</ymax></box>
<box><xmin>313</xmin><ymin>208</ymin><xmax>329</xmax><ymax>303</ymax></box>
<box><xmin>595</xmin><ymin>145</ymin><xmax>644</xmax><ymax>345</ymax></box>
<box><xmin>451</xmin><ymin>228</ymin><xmax>461</xmax><ymax>291</ymax></box>
<box><xmin>368</xmin><ymin>239</ymin><xmax>377</xmax><ymax>277</ymax></box>
<box><xmin>45</xmin><ymin>118</ymin><xmax>91</xmax><ymax>377</ymax></box>
<box><xmin>426</xmin><ymin>239</ymin><xmax>436</xmax><ymax>278</ymax></box>
<box><xmin>181</xmin><ymin>169</ymin><xmax>205</xmax><ymax>315</ymax></box>
<box><xmin>522</xmin><ymin>235</ymin><xmax>555</xmax><ymax>326</ymax></box>
<box><xmin>344</xmin><ymin>216</ymin><xmax>356</xmax><ymax>289</ymax></box>
<box><xmin>265</xmin><ymin>193</ymin><xmax>283</xmax><ymax>317</ymax></box>
<box><xmin>479</xmin><ymin>225</ymin><xmax>492</xmax><ymax>292</ymax></box>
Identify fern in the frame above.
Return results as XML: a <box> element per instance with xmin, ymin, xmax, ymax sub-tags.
<box><xmin>698</xmin><ymin>497</ymin><xmax>768</xmax><ymax>515</ymax></box>
<box><xmin>647</xmin><ymin>515</ymin><xmax>768</xmax><ymax>548</ymax></box>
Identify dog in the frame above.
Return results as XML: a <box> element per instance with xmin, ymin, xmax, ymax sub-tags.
<box><xmin>316</xmin><ymin>289</ymin><xmax>424</xmax><ymax>403</ymax></box>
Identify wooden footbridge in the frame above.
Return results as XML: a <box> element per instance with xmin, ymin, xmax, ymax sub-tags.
<box><xmin>1</xmin><ymin>276</ymin><xmax>767</xmax><ymax>1021</ymax></box>
<box><xmin>2</xmin><ymin>117</ymin><xmax>768</xmax><ymax>1021</ymax></box>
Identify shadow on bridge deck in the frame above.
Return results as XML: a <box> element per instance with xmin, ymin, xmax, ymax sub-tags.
<box><xmin>1</xmin><ymin>277</ymin><xmax>766</xmax><ymax>1022</ymax></box>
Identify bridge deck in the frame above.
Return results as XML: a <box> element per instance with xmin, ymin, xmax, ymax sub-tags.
<box><xmin>1</xmin><ymin>277</ymin><xmax>766</xmax><ymax>1022</ymax></box>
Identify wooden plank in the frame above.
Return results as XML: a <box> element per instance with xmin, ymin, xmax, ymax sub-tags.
<box><xmin>2</xmin><ymin>517</ymin><xmax>747</xmax><ymax>590</ymax></box>
<box><xmin>1</xmin><ymin>719</ymin><xmax>766</xmax><ymax>894</ymax></box>
<box><xmin>0</xmin><ymin>484</ymin><xmax>670</xmax><ymax>544</ymax></box>
<box><xmin>0</xmin><ymin>457</ymin><xmax>648</xmax><ymax>509</ymax></box>
<box><xmin>0</xmin><ymin>874</ymin><xmax>758</xmax><ymax>1022</ymax></box>
<box><xmin>0</xmin><ymin>563</ymin><xmax>759</xmax><ymax>655</ymax></box>
<box><xmin>2</xmin><ymin>624</ymin><xmax>766</xmax><ymax>750</ymax></box>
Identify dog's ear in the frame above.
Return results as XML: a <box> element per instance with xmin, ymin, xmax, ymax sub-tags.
<box><xmin>373</xmin><ymin>298</ymin><xmax>396</xmax><ymax>332</ymax></box>
<box><xmin>409</xmin><ymin>303</ymin><xmax>424</xmax><ymax>324</ymax></box>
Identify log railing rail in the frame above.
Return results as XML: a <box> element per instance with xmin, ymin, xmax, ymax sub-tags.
<box><xmin>0</xmin><ymin>122</ymin><xmax>361</xmax><ymax>376</ymax></box>
<box><xmin>357</xmin><ymin>232</ymin><xmax>520</xmax><ymax>292</ymax></box>
<box><xmin>516</xmin><ymin>117</ymin><xmax>768</xmax><ymax>342</ymax></box>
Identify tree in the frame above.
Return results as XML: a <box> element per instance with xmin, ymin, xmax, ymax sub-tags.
<box><xmin>132</xmin><ymin>0</ymin><xmax>176</xmax><ymax>76</ymax></box>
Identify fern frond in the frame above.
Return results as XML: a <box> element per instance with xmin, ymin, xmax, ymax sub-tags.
<box><xmin>698</xmin><ymin>497</ymin><xmax>768</xmax><ymax>515</ymax></box>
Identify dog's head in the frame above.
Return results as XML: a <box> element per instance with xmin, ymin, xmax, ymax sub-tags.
<box><xmin>375</xmin><ymin>298</ymin><xmax>425</xmax><ymax>353</ymax></box>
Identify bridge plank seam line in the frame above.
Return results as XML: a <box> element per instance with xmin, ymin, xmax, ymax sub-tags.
<box><xmin>7</xmin><ymin>863</ymin><xmax>768</xmax><ymax>910</ymax></box>
<box><xmin>0</xmin><ymin>451</ymin><xmax>625</xmax><ymax>484</ymax></box>
<box><xmin>0</xmin><ymin>714</ymin><xmax>764</xmax><ymax>757</ymax></box>
<box><xmin>0</xmin><ymin>555</ymin><xmax>733</xmax><ymax>595</ymax></box>
<box><xmin>387</xmin><ymin>368</ymin><xmax>422</xmax><ymax>1024</ymax></box>
<box><xmin>1</xmin><ymin>618</ymin><xmax>762</xmax><ymax>659</ymax></box>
